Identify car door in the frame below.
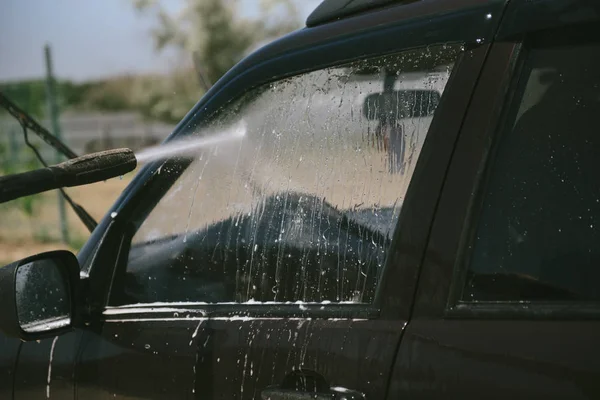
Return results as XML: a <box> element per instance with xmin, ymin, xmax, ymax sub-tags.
<box><xmin>116</xmin><ymin>45</ymin><xmax>466</xmax><ymax>399</ymax></box>
<box><xmin>390</xmin><ymin>0</ymin><xmax>600</xmax><ymax>398</ymax></box>
<box><xmin>14</xmin><ymin>332</ymin><xmax>82</xmax><ymax>400</ymax></box>
<box><xmin>0</xmin><ymin>337</ymin><xmax>20</xmax><ymax>399</ymax></box>
<box><xmin>17</xmin><ymin>2</ymin><xmax>505</xmax><ymax>400</ymax></box>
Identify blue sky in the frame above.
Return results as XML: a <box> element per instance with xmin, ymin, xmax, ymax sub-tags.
<box><xmin>0</xmin><ymin>0</ymin><xmax>320</xmax><ymax>82</ymax></box>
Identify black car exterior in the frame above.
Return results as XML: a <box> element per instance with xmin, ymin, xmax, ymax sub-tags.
<box><xmin>2</xmin><ymin>0</ymin><xmax>600</xmax><ymax>399</ymax></box>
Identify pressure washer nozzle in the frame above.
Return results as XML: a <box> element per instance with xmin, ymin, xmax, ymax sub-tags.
<box><xmin>54</xmin><ymin>148</ymin><xmax>137</xmax><ymax>186</ymax></box>
<box><xmin>0</xmin><ymin>148</ymin><xmax>137</xmax><ymax>204</ymax></box>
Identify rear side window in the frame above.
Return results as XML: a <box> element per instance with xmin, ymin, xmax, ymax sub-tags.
<box><xmin>463</xmin><ymin>32</ymin><xmax>600</xmax><ymax>302</ymax></box>
<box><xmin>110</xmin><ymin>45</ymin><xmax>460</xmax><ymax>306</ymax></box>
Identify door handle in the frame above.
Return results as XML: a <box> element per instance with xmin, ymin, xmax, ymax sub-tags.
<box><xmin>262</xmin><ymin>369</ymin><xmax>365</xmax><ymax>400</ymax></box>
<box><xmin>261</xmin><ymin>386</ymin><xmax>365</xmax><ymax>400</ymax></box>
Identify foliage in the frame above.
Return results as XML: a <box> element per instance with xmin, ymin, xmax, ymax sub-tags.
<box><xmin>0</xmin><ymin>142</ymin><xmax>43</xmax><ymax>218</ymax></box>
<box><xmin>79</xmin><ymin>71</ymin><xmax>201</xmax><ymax>123</ymax></box>
<box><xmin>120</xmin><ymin>0</ymin><xmax>302</xmax><ymax>122</ymax></box>
<box><xmin>133</xmin><ymin>0</ymin><xmax>301</xmax><ymax>85</ymax></box>
<box><xmin>61</xmin><ymin>81</ymin><xmax>96</xmax><ymax>109</ymax></box>
<box><xmin>0</xmin><ymin>80</ymin><xmax>47</xmax><ymax>117</ymax></box>
<box><xmin>0</xmin><ymin>73</ymin><xmax>200</xmax><ymax>124</ymax></box>
<box><xmin>130</xmin><ymin>69</ymin><xmax>201</xmax><ymax>123</ymax></box>
<box><xmin>0</xmin><ymin>1</ymin><xmax>302</xmax><ymax>124</ymax></box>
<box><xmin>80</xmin><ymin>77</ymin><xmax>135</xmax><ymax>111</ymax></box>
<box><xmin>0</xmin><ymin>79</ymin><xmax>101</xmax><ymax>118</ymax></box>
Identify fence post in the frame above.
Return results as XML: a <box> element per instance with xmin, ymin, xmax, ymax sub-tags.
<box><xmin>8</xmin><ymin>127</ymin><xmax>19</xmax><ymax>170</ymax></box>
<box><xmin>44</xmin><ymin>44</ymin><xmax>69</xmax><ymax>244</ymax></box>
<box><xmin>102</xmin><ymin>124</ymin><xmax>113</xmax><ymax>150</ymax></box>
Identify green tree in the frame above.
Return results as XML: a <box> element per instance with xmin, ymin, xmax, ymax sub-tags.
<box><xmin>129</xmin><ymin>69</ymin><xmax>201</xmax><ymax>123</ymax></box>
<box><xmin>0</xmin><ymin>80</ymin><xmax>46</xmax><ymax>118</ymax></box>
<box><xmin>133</xmin><ymin>0</ymin><xmax>301</xmax><ymax>85</ymax></box>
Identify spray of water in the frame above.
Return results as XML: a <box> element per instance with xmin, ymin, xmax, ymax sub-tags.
<box><xmin>135</xmin><ymin>120</ymin><xmax>247</xmax><ymax>164</ymax></box>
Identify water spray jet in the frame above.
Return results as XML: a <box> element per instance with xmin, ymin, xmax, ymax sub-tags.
<box><xmin>0</xmin><ymin>121</ymin><xmax>247</xmax><ymax>204</ymax></box>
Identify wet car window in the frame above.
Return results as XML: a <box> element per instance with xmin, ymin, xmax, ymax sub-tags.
<box><xmin>463</xmin><ymin>36</ymin><xmax>600</xmax><ymax>302</ymax></box>
<box><xmin>111</xmin><ymin>45</ymin><xmax>459</xmax><ymax>306</ymax></box>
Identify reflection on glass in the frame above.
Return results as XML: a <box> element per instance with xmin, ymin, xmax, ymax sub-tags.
<box><xmin>16</xmin><ymin>260</ymin><xmax>71</xmax><ymax>332</ymax></box>
<box><xmin>465</xmin><ymin>42</ymin><xmax>600</xmax><ymax>302</ymax></box>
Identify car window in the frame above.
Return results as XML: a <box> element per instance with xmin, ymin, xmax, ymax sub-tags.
<box><xmin>110</xmin><ymin>45</ymin><xmax>460</xmax><ymax>306</ymax></box>
<box><xmin>462</xmin><ymin>35</ymin><xmax>600</xmax><ymax>302</ymax></box>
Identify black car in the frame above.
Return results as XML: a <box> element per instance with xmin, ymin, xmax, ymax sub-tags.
<box><xmin>1</xmin><ymin>0</ymin><xmax>600</xmax><ymax>398</ymax></box>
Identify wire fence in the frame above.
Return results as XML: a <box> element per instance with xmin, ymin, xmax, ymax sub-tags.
<box><xmin>0</xmin><ymin>112</ymin><xmax>173</xmax><ymax>264</ymax></box>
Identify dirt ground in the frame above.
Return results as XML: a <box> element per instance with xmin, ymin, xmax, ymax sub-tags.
<box><xmin>0</xmin><ymin>173</ymin><xmax>133</xmax><ymax>265</ymax></box>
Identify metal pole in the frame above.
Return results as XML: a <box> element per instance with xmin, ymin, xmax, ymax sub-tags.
<box><xmin>8</xmin><ymin>127</ymin><xmax>18</xmax><ymax>170</ymax></box>
<box><xmin>44</xmin><ymin>44</ymin><xmax>69</xmax><ymax>244</ymax></box>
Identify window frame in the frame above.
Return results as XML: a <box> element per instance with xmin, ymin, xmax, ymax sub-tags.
<box><xmin>447</xmin><ymin>42</ymin><xmax>532</xmax><ymax>309</ymax></box>
<box><xmin>436</xmin><ymin>27</ymin><xmax>600</xmax><ymax>320</ymax></box>
<box><xmin>76</xmin><ymin>0</ymin><xmax>506</xmax><ymax>322</ymax></box>
<box><xmin>104</xmin><ymin>46</ymin><xmax>464</xmax><ymax>317</ymax></box>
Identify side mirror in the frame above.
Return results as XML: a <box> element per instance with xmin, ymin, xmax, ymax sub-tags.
<box><xmin>0</xmin><ymin>250</ymin><xmax>80</xmax><ymax>341</ymax></box>
<box><xmin>363</xmin><ymin>89</ymin><xmax>441</xmax><ymax>120</ymax></box>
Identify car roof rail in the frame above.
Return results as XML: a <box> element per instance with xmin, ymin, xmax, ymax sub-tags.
<box><xmin>306</xmin><ymin>0</ymin><xmax>419</xmax><ymax>27</ymax></box>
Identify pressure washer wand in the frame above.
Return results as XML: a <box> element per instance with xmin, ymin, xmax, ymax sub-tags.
<box><xmin>0</xmin><ymin>148</ymin><xmax>137</xmax><ymax>204</ymax></box>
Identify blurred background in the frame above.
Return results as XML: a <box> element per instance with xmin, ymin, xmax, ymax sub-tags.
<box><xmin>0</xmin><ymin>0</ymin><xmax>320</xmax><ymax>264</ymax></box>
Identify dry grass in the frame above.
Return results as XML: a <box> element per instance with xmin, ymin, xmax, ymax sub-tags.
<box><xmin>0</xmin><ymin>173</ymin><xmax>134</xmax><ymax>265</ymax></box>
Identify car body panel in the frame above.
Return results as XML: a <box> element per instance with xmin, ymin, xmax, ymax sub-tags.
<box><xmin>14</xmin><ymin>332</ymin><xmax>81</xmax><ymax>400</ymax></box>
<box><xmin>392</xmin><ymin>4</ymin><xmax>600</xmax><ymax>397</ymax></box>
<box><xmin>75</xmin><ymin>320</ymin><xmax>199</xmax><ymax>399</ymax></box>
<box><xmin>0</xmin><ymin>336</ymin><xmax>19</xmax><ymax>400</ymax></box>
<box><xmin>497</xmin><ymin>0</ymin><xmax>600</xmax><ymax>40</ymax></box>
<box><xmin>391</xmin><ymin>320</ymin><xmax>600</xmax><ymax>398</ymax></box>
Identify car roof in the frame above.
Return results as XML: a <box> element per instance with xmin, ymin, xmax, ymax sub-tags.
<box><xmin>307</xmin><ymin>0</ymin><xmax>419</xmax><ymax>27</ymax></box>
<box><xmin>236</xmin><ymin>0</ymin><xmax>502</xmax><ymax>73</ymax></box>
<box><xmin>306</xmin><ymin>0</ymin><xmax>497</xmax><ymax>27</ymax></box>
